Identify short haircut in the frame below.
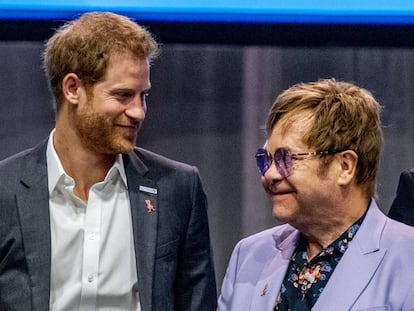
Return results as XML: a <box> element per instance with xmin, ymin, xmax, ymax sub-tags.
<box><xmin>43</xmin><ymin>11</ymin><xmax>159</xmax><ymax>112</ymax></box>
<box><xmin>266</xmin><ymin>78</ymin><xmax>383</xmax><ymax>197</ymax></box>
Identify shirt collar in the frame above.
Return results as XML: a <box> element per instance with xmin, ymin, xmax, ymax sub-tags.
<box><xmin>295</xmin><ymin>208</ymin><xmax>367</xmax><ymax>262</ymax></box>
<box><xmin>108</xmin><ymin>153</ymin><xmax>128</xmax><ymax>188</ymax></box>
<box><xmin>47</xmin><ymin>129</ymin><xmax>67</xmax><ymax>195</ymax></box>
<box><xmin>46</xmin><ymin>129</ymin><xmax>128</xmax><ymax>195</ymax></box>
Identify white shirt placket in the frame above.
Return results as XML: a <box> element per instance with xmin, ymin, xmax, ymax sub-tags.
<box><xmin>79</xmin><ymin>189</ymin><xmax>101</xmax><ymax>309</ymax></box>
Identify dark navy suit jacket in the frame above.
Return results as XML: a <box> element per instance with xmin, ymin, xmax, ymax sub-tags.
<box><xmin>388</xmin><ymin>168</ymin><xmax>414</xmax><ymax>226</ymax></box>
<box><xmin>0</xmin><ymin>139</ymin><xmax>217</xmax><ymax>310</ymax></box>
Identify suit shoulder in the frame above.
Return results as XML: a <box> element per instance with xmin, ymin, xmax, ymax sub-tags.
<box><xmin>0</xmin><ymin>148</ymin><xmax>35</xmax><ymax>195</ymax></box>
<box><xmin>384</xmin><ymin>217</ymin><xmax>414</xmax><ymax>241</ymax></box>
<box><xmin>0</xmin><ymin>139</ymin><xmax>47</xmax><ymax>169</ymax></box>
<box><xmin>0</xmin><ymin>140</ymin><xmax>47</xmax><ymax>188</ymax></box>
<box><xmin>377</xmin><ymin>218</ymin><xmax>414</xmax><ymax>257</ymax></box>
<box><xmin>236</xmin><ymin>224</ymin><xmax>296</xmax><ymax>250</ymax></box>
<box><xmin>400</xmin><ymin>168</ymin><xmax>414</xmax><ymax>181</ymax></box>
<box><xmin>227</xmin><ymin>224</ymin><xmax>297</xmax><ymax>271</ymax></box>
<box><xmin>0</xmin><ymin>147</ymin><xmax>36</xmax><ymax>174</ymax></box>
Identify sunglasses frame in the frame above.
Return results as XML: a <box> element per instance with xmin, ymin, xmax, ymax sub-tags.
<box><xmin>255</xmin><ymin>147</ymin><xmax>340</xmax><ymax>177</ymax></box>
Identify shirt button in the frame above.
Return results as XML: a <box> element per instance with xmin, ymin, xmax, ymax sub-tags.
<box><xmin>88</xmin><ymin>275</ymin><xmax>94</xmax><ymax>283</ymax></box>
<box><xmin>89</xmin><ymin>233</ymin><xmax>95</xmax><ymax>240</ymax></box>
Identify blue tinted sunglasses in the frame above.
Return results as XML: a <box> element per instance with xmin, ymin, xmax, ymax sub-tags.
<box><xmin>255</xmin><ymin>147</ymin><xmax>340</xmax><ymax>177</ymax></box>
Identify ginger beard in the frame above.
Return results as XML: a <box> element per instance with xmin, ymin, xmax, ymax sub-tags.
<box><xmin>73</xmin><ymin>98</ymin><xmax>141</xmax><ymax>155</ymax></box>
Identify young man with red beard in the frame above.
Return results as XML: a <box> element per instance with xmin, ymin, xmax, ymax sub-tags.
<box><xmin>0</xmin><ymin>12</ymin><xmax>216</xmax><ymax>310</ymax></box>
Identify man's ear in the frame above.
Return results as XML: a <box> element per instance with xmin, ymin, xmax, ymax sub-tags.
<box><xmin>337</xmin><ymin>150</ymin><xmax>358</xmax><ymax>186</ymax></box>
<box><xmin>62</xmin><ymin>73</ymin><xmax>82</xmax><ymax>105</ymax></box>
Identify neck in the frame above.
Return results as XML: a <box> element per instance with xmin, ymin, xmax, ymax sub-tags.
<box><xmin>53</xmin><ymin>126</ymin><xmax>116</xmax><ymax>202</ymax></box>
<box><xmin>300</xmin><ymin>195</ymin><xmax>369</xmax><ymax>261</ymax></box>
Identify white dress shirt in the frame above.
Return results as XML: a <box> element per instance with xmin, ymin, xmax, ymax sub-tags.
<box><xmin>47</xmin><ymin>131</ymin><xmax>140</xmax><ymax>310</ymax></box>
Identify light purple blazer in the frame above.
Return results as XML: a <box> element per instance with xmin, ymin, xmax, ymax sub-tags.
<box><xmin>218</xmin><ymin>201</ymin><xmax>414</xmax><ymax>310</ymax></box>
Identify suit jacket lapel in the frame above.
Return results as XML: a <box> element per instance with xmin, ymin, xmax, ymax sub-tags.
<box><xmin>16</xmin><ymin>141</ymin><xmax>51</xmax><ymax>310</ymax></box>
<box><xmin>123</xmin><ymin>151</ymin><xmax>158</xmax><ymax>311</ymax></box>
<box><xmin>313</xmin><ymin>202</ymin><xmax>387</xmax><ymax>311</ymax></box>
<box><xmin>251</xmin><ymin>227</ymin><xmax>300</xmax><ymax>310</ymax></box>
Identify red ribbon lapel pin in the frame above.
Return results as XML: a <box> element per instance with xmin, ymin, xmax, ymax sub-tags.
<box><xmin>145</xmin><ymin>199</ymin><xmax>156</xmax><ymax>213</ymax></box>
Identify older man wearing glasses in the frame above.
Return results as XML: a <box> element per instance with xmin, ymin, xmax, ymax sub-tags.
<box><xmin>218</xmin><ymin>78</ymin><xmax>414</xmax><ymax>310</ymax></box>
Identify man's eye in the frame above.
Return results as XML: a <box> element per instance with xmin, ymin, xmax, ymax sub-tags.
<box><xmin>120</xmin><ymin>92</ymin><xmax>132</xmax><ymax>98</ymax></box>
<box><xmin>114</xmin><ymin>92</ymin><xmax>133</xmax><ymax>101</ymax></box>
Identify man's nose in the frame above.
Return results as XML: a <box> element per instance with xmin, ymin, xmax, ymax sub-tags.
<box><xmin>125</xmin><ymin>97</ymin><xmax>146</xmax><ymax>120</ymax></box>
<box><xmin>263</xmin><ymin>161</ymin><xmax>285</xmax><ymax>181</ymax></box>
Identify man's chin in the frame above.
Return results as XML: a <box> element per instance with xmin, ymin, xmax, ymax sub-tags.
<box><xmin>103</xmin><ymin>138</ymin><xmax>135</xmax><ymax>154</ymax></box>
<box><xmin>117</xmin><ymin>142</ymin><xmax>135</xmax><ymax>154</ymax></box>
<box><xmin>272</xmin><ymin>205</ymin><xmax>295</xmax><ymax>223</ymax></box>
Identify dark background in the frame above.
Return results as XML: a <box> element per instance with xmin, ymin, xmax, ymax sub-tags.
<box><xmin>2</xmin><ymin>19</ymin><xmax>414</xmax><ymax>291</ymax></box>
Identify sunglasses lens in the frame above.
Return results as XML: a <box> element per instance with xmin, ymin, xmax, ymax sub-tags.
<box><xmin>255</xmin><ymin>148</ymin><xmax>271</xmax><ymax>175</ymax></box>
<box><xmin>275</xmin><ymin>148</ymin><xmax>291</xmax><ymax>177</ymax></box>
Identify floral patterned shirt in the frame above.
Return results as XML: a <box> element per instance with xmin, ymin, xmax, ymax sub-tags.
<box><xmin>274</xmin><ymin>213</ymin><xmax>366</xmax><ymax>311</ymax></box>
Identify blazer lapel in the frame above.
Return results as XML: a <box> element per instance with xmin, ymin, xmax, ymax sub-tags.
<box><xmin>313</xmin><ymin>202</ymin><xmax>387</xmax><ymax>311</ymax></box>
<box><xmin>251</xmin><ymin>227</ymin><xmax>300</xmax><ymax>310</ymax></box>
<box><xmin>16</xmin><ymin>141</ymin><xmax>51</xmax><ymax>310</ymax></box>
<box><xmin>123</xmin><ymin>152</ymin><xmax>158</xmax><ymax>311</ymax></box>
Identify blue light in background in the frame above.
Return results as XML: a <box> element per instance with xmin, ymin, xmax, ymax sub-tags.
<box><xmin>1</xmin><ymin>0</ymin><xmax>414</xmax><ymax>25</ymax></box>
